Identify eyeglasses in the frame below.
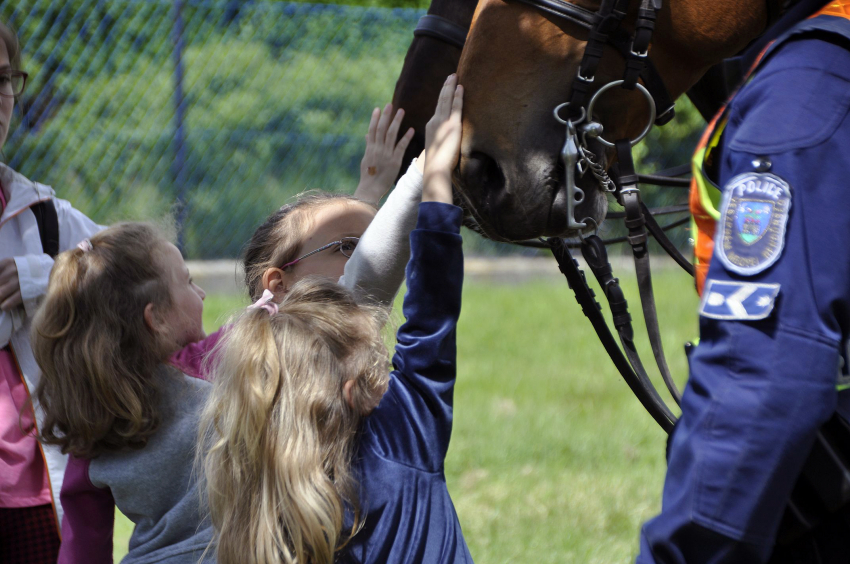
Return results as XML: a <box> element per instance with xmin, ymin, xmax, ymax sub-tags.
<box><xmin>0</xmin><ymin>71</ymin><xmax>27</xmax><ymax>98</ymax></box>
<box><xmin>281</xmin><ymin>237</ymin><xmax>359</xmax><ymax>270</ymax></box>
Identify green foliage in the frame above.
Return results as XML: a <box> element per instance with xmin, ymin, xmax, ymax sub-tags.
<box><xmin>2</xmin><ymin>0</ymin><xmax>424</xmax><ymax>258</ymax></box>
<box><xmin>1</xmin><ymin>0</ymin><xmax>704</xmax><ymax>259</ymax></box>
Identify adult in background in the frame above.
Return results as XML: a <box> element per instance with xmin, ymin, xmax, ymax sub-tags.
<box><xmin>638</xmin><ymin>1</ymin><xmax>850</xmax><ymax>562</ymax></box>
<box><xmin>0</xmin><ymin>20</ymin><xmax>100</xmax><ymax>563</ymax></box>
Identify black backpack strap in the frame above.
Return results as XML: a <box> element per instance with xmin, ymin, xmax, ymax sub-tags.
<box><xmin>30</xmin><ymin>200</ymin><xmax>60</xmax><ymax>258</ymax></box>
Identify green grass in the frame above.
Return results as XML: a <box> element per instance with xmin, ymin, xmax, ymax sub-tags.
<box><xmin>113</xmin><ymin>261</ymin><xmax>698</xmax><ymax>563</ymax></box>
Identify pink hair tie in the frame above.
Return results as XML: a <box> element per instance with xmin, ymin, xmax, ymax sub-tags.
<box><xmin>247</xmin><ymin>289</ymin><xmax>279</xmax><ymax>316</ymax></box>
<box><xmin>77</xmin><ymin>239</ymin><xmax>93</xmax><ymax>252</ymax></box>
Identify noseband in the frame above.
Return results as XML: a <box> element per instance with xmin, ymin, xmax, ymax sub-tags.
<box><xmin>412</xmin><ymin>0</ymin><xmax>690</xmax><ymax>432</ymax></box>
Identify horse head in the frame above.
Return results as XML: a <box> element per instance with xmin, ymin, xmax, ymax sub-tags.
<box><xmin>455</xmin><ymin>0</ymin><xmax>770</xmax><ymax>241</ymax></box>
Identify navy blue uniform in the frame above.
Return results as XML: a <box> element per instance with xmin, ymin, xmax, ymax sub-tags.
<box><xmin>342</xmin><ymin>202</ymin><xmax>473</xmax><ymax>563</ymax></box>
<box><xmin>638</xmin><ymin>15</ymin><xmax>850</xmax><ymax>564</ymax></box>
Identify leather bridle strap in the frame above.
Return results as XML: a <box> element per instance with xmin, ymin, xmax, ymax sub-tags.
<box><xmin>641</xmin><ymin>202</ymin><xmax>695</xmax><ymax>275</ymax></box>
<box><xmin>548</xmin><ymin>236</ymin><xmax>677</xmax><ymax>432</ymax></box>
<box><xmin>413</xmin><ymin>15</ymin><xmax>469</xmax><ymax>50</ymax></box>
<box><xmin>513</xmin><ymin>0</ymin><xmax>675</xmax><ymax>125</ymax></box>
<box><xmin>580</xmin><ymin>235</ymin><xmax>678</xmax><ymax>424</ymax></box>
<box><xmin>616</xmin><ymin>139</ymin><xmax>683</xmax><ymax>406</ymax></box>
<box><xmin>513</xmin><ymin>0</ymin><xmax>602</xmax><ymax>28</ymax></box>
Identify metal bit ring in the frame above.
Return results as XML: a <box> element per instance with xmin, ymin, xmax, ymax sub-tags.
<box><xmin>585</xmin><ymin>81</ymin><xmax>656</xmax><ymax>148</ymax></box>
<box><xmin>554</xmin><ymin>103</ymin><xmax>586</xmax><ymax>126</ymax></box>
<box><xmin>577</xmin><ymin>217</ymin><xmax>599</xmax><ymax>241</ymax></box>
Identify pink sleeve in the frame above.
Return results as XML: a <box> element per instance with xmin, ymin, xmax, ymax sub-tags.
<box><xmin>169</xmin><ymin>328</ymin><xmax>225</xmax><ymax>380</ymax></box>
<box><xmin>58</xmin><ymin>456</ymin><xmax>115</xmax><ymax>564</ymax></box>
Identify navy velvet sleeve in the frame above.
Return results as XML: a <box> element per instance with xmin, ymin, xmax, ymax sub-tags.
<box><xmin>365</xmin><ymin>202</ymin><xmax>464</xmax><ymax>472</ymax></box>
<box><xmin>638</xmin><ymin>36</ymin><xmax>850</xmax><ymax>563</ymax></box>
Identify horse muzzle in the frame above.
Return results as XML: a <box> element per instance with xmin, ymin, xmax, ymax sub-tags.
<box><xmin>455</xmin><ymin>148</ymin><xmax>608</xmax><ymax>241</ymax></box>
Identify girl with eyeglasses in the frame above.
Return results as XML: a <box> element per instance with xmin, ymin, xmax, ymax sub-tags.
<box><xmin>170</xmin><ymin>104</ymin><xmax>429</xmax><ymax>379</ymax></box>
<box><xmin>0</xmin><ymin>20</ymin><xmax>101</xmax><ymax>563</ymax></box>
<box><xmin>201</xmin><ymin>74</ymin><xmax>470</xmax><ymax>564</ymax></box>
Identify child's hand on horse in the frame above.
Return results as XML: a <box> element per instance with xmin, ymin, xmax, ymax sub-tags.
<box><xmin>423</xmin><ymin>74</ymin><xmax>463</xmax><ymax>205</ymax></box>
<box><xmin>354</xmin><ymin>103</ymin><xmax>414</xmax><ymax>204</ymax></box>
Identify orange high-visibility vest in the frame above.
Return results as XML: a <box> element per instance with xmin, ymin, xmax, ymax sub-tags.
<box><xmin>689</xmin><ymin>0</ymin><xmax>850</xmax><ymax>296</ymax></box>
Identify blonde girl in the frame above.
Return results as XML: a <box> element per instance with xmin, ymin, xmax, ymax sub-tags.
<box><xmin>200</xmin><ymin>74</ymin><xmax>470</xmax><ymax>564</ymax></box>
<box><xmin>33</xmin><ymin>223</ymin><xmax>212</xmax><ymax>564</ymax></box>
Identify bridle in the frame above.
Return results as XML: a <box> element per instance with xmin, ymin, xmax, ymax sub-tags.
<box><xmin>515</xmin><ymin>0</ymin><xmax>690</xmax><ymax>433</ymax></box>
<box><xmin>415</xmin><ymin>0</ymin><xmax>690</xmax><ymax>432</ymax></box>
<box><xmin>410</xmin><ymin>0</ymin><xmax>791</xmax><ymax>434</ymax></box>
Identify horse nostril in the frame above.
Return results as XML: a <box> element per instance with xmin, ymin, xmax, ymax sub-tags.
<box><xmin>462</xmin><ymin>152</ymin><xmax>505</xmax><ymax>196</ymax></box>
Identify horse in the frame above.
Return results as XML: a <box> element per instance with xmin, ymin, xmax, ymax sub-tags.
<box><xmin>450</xmin><ymin>0</ymin><xmax>789</xmax><ymax>242</ymax></box>
<box><xmin>390</xmin><ymin>0</ymin><xmax>478</xmax><ymax>177</ymax></box>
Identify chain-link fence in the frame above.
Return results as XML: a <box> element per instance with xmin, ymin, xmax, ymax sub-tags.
<box><xmin>3</xmin><ymin>0</ymin><xmax>704</xmax><ymax>259</ymax></box>
<box><xmin>3</xmin><ymin>0</ymin><xmax>423</xmax><ymax>258</ymax></box>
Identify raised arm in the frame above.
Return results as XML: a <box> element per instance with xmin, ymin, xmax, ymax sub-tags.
<box><xmin>340</xmin><ymin>155</ymin><xmax>424</xmax><ymax>307</ymax></box>
<box><xmin>365</xmin><ymin>75</ymin><xmax>466</xmax><ymax>470</ymax></box>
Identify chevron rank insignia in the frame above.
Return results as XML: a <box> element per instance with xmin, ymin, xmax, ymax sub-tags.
<box><xmin>699</xmin><ymin>280</ymin><xmax>781</xmax><ymax>321</ymax></box>
<box><xmin>716</xmin><ymin>173</ymin><xmax>792</xmax><ymax>276</ymax></box>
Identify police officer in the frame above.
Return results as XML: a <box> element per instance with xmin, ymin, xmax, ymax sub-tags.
<box><xmin>637</xmin><ymin>1</ymin><xmax>850</xmax><ymax>562</ymax></box>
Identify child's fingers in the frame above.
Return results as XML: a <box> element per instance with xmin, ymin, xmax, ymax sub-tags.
<box><xmin>450</xmin><ymin>85</ymin><xmax>464</xmax><ymax>122</ymax></box>
<box><xmin>386</xmin><ymin>108</ymin><xmax>405</xmax><ymax>146</ymax></box>
<box><xmin>393</xmin><ymin>128</ymin><xmax>415</xmax><ymax>159</ymax></box>
<box><xmin>433</xmin><ymin>74</ymin><xmax>457</xmax><ymax>121</ymax></box>
<box><xmin>376</xmin><ymin>103</ymin><xmax>393</xmax><ymax>141</ymax></box>
<box><xmin>367</xmin><ymin>107</ymin><xmax>380</xmax><ymax>144</ymax></box>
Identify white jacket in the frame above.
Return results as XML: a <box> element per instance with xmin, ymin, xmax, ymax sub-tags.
<box><xmin>0</xmin><ymin>163</ymin><xmax>101</xmax><ymax>529</ymax></box>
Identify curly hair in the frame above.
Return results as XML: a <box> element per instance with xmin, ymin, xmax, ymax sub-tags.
<box><xmin>33</xmin><ymin>223</ymin><xmax>174</xmax><ymax>459</ymax></box>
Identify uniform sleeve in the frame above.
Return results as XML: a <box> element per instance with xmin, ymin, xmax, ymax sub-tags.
<box><xmin>338</xmin><ymin>159</ymin><xmax>423</xmax><ymax>306</ymax></box>
<box><xmin>364</xmin><ymin>202</ymin><xmax>463</xmax><ymax>472</ymax></box>
<box><xmin>638</xmin><ymin>37</ymin><xmax>850</xmax><ymax>564</ymax></box>
<box><xmin>58</xmin><ymin>456</ymin><xmax>115</xmax><ymax>564</ymax></box>
<box><xmin>169</xmin><ymin>328</ymin><xmax>225</xmax><ymax>380</ymax></box>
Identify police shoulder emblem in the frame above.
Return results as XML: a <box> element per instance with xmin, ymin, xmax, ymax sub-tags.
<box><xmin>716</xmin><ymin>172</ymin><xmax>792</xmax><ymax>276</ymax></box>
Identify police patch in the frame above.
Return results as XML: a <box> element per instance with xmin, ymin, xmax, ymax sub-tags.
<box><xmin>716</xmin><ymin>172</ymin><xmax>791</xmax><ymax>276</ymax></box>
<box><xmin>699</xmin><ymin>280</ymin><xmax>780</xmax><ymax>321</ymax></box>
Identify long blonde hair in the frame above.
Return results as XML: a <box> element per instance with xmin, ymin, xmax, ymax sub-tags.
<box><xmin>33</xmin><ymin>223</ymin><xmax>173</xmax><ymax>459</ymax></box>
<box><xmin>199</xmin><ymin>277</ymin><xmax>390</xmax><ymax>564</ymax></box>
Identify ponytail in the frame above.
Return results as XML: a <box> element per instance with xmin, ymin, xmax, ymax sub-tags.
<box><xmin>199</xmin><ymin>277</ymin><xmax>389</xmax><ymax>564</ymax></box>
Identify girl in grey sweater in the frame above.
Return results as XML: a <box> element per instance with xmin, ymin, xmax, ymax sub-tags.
<box><xmin>33</xmin><ymin>223</ymin><xmax>213</xmax><ymax>564</ymax></box>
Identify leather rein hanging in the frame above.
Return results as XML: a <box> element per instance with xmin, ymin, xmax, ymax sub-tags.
<box><xmin>412</xmin><ymin>1</ymin><xmax>700</xmax><ymax>433</ymax></box>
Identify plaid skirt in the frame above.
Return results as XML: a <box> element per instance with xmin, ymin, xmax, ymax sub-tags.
<box><xmin>0</xmin><ymin>504</ymin><xmax>61</xmax><ymax>564</ymax></box>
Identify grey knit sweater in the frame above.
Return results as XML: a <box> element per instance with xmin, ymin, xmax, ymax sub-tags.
<box><xmin>89</xmin><ymin>367</ymin><xmax>214</xmax><ymax>564</ymax></box>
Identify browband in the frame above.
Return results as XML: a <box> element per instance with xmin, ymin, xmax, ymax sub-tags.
<box><xmin>414</xmin><ymin>15</ymin><xmax>469</xmax><ymax>50</ymax></box>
